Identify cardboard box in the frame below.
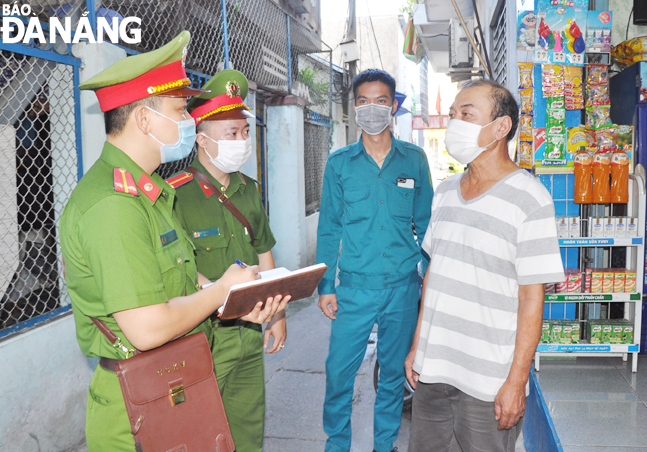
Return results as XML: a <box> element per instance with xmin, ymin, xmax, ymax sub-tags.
<box><xmin>556</xmin><ymin>216</ymin><xmax>569</xmax><ymax>238</ymax></box>
<box><xmin>604</xmin><ymin>217</ymin><xmax>616</xmax><ymax>237</ymax></box>
<box><xmin>627</xmin><ymin>217</ymin><xmax>638</xmax><ymax>237</ymax></box>
<box><xmin>589</xmin><ymin>321</ymin><xmax>602</xmax><ymax>344</ymax></box>
<box><xmin>591</xmin><ymin>269</ymin><xmax>604</xmax><ymax>293</ymax></box>
<box><xmin>569</xmin><ymin>216</ymin><xmax>581</xmax><ymax>238</ymax></box>
<box><xmin>545</xmin><ymin>283</ymin><xmax>555</xmax><ymax>294</ymax></box>
<box><xmin>615</xmin><ymin>217</ymin><xmax>627</xmax><ymax>238</ymax></box>
<box><xmin>541</xmin><ymin>320</ymin><xmax>551</xmax><ymax>344</ymax></box>
<box><xmin>602</xmin><ymin>271</ymin><xmax>615</xmax><ymax>293</ymax></box>
<box><xmin>591</xmin><ymin>217</ymin><xmax>604</xmax><ymax>237</ymax></box>
<box><xmin>567</xmin><ymin>270</ymin><xmax>582</xmax><ymax>293</ymax></box>
<box><xmin>625</xmin><ymin>271</ymin><xmax>637</xmax><ymax>293</ymax></box>
<box><xmin>613</xmin><ymin>270</ymin><xmax>626</xmax><ymax>293</ymax></box>
<box><xmin>585</xmin><ymin>268</ymin><xmax>592</xmax><ymax>293</ymax></box>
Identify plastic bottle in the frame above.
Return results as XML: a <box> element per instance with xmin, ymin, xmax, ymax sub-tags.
<box><xmin>610</xmin><ymin>145</ymin><xmax>630</xmax><ymax>203</ymax></box>
<box><xmin>573</xmin><ymin>146</ymin><xmax>592</xmax><ymax>204</ymax></box>
<box><xmin>591</xmin><ymin>149</ymin><xmax>611</xmax><ymax>204</ymax></box>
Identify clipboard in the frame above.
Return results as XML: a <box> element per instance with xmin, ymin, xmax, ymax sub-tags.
<box><xmin>218</xmin><ymin>263</ymin><xmax>328</xmax><ymax>320</ymax></box>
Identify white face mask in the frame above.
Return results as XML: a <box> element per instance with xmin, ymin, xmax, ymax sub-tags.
<box><xmin>355</xmin><ymin>103</ymin><xmax>393</xmax><ymax>135</ymax></box>
<box><xmin>444</xmin><ymin>118</ymin><xmax>499</xmax><ymax>164</ymax></box>
<box><xmin>200</xmin><ymin>133</ymin><xmax>253</xmax><ymax>173</ymax></box>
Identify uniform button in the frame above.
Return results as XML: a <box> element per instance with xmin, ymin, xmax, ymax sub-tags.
<box><xmin>405</xmin><ymin>193</ymin><xmax>409</xmax><ymax>197</ymax></box>
<box><xmin>380</xmin><ymin>200</ymin><xmax>384</xmax><ymax>204</ymax></box>
<box><xmin>177</xmin><ymin>258</ymin><xmax>182</xmax><ymax>265</ymax></box>
<box><xmin>221</xmin><ymin>186</ymin><xmax>226</xmax><ymax>191</ymax></box>
<box><xmin>385</xmin><ymin>276</ymin><xmax>389</xmax><ymax>280</ymax></box>
<box><xmin>231</xmin><ymin>233</ymin><xmax>235</xmax><ymax>237</ymax></box>
<box><xmin>378</xmin><ymin>174</ymin><xmax>382</xmax><ymax>178</ymax></box>
<box><xmin>195</xmin><ymin>283</ymin><xmax>200</xmax><ymax>289</ymax></box>
<box><xmin>385</xmin><ymin>284</ymin><xmax>389</xmax><ymax>288</ymax></box>
<box><xmin>206</xmin><ymin>247</ymin><xmax>211</xmax><ymax>251</ymax></box>
<box><xmin>382</xmin><ymin>253</ymin><xmax>387</xmax><ymax>257</ymax></box>
<box><xmin>162</xmin><ymin>192</ymin><xmax>168</xmax><ymax>197</ymax></box>
<box><xmin>381</xmin><ymin>226</ymin><xmax>385</xmax><ymax>230</ymax></box>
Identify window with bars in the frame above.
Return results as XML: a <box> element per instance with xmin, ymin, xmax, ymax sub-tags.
<box><xmin>490</xmin><ymin>0</ymin><xmax>508</xmax><ymax>85</ymax></box>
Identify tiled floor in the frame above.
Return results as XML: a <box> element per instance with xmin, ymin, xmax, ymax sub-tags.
<box><xmin>535</xmin><ymin>356</ymin><xmax>647</xmax><ymax>451</ymax></box>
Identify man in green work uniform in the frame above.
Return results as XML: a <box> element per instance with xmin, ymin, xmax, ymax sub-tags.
<box><xmin>166</xmin><ymin>69</ymin><xmax>284</xmax><ymax>452</ymax></box>
<box><xmin>60</xmin><ymin>33</ymin><xmax>288</xmax><ymax>452</ymax></box>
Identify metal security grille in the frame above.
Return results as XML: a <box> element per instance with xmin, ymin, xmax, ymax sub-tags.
<box><xmin>490</xmin><ymin>0</ymin><xmax>507</xmax><ymax>85</ymax></box>
<box><xmin>304</xmin><ymin>109</ymin><xmax>330</xmax><ymax>215</ymax></box>
<box><xmin>0</xmin><ymin>50</ymin><xmax>78</xmax><ymax>330</ymax></box>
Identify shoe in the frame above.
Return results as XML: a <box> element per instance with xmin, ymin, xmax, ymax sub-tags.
<box><xmin>372</xmin><ymin>448</ymin><xmax>398</xmax><ymax>452</ymax></box>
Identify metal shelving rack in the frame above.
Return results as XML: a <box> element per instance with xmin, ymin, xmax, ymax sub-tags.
<box><xmin>535</xmin><ymin>173</ymin><xmax>646</xmax><ymax>373</ymax></box>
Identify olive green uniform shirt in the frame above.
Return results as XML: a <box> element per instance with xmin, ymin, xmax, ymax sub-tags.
<box><xmin>173</xmin><ymin>157</ymin><xmax>276</xmax><ymax>282</ymax></box>
<box><xmin>60</xmin><ymin>143</ymin><xmax>210</xmax><ymax>360</ymax></box>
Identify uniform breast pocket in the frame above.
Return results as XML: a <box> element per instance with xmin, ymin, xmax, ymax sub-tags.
<box><xmin>343</xmin><ymin>186</ymin><xmax>371</xmax><ymax>224</ymax></box>
<box><xmin>389</xmin><ymin>187</ymin><xmax>414</xmax><ymax>220</ymax></box>
<box><xmin>193</xmin><ymin>231</ymin><xmax>229</xmax><ymax>255</ymax></box>
<box><xmin>157</xmin><ymin>239</ymin><xmax>189</xmax><ymax>297</ymax></box>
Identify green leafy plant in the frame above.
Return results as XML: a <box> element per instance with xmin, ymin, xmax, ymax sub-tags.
<box><xmin>297</xmin><ymin>66</ymin><xmax>330</xmax><ymax>107</ymax></box>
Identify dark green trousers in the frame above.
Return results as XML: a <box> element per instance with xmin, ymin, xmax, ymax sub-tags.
<box><xmin>212</xmin><ymin>320</ymin><xmax>265</xmax><ymax>452</ymax></box>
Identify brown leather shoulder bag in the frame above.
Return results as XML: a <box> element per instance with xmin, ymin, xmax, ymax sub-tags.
<box><xmin>91</xmin><ymin>318</ymin><xmax>235</xmax><ymax>452</ymax></box>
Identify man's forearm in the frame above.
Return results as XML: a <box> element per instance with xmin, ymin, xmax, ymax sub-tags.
<box><xmin>507</xmin><ymin>284</ymin><xmax>545</xmax><ymax>385</ymax></box>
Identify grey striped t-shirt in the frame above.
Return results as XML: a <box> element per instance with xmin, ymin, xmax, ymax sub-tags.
<box><xmin>413</xmin><ymin>169</ymin><xmax>564</xmax><ymax>402</ymax></box>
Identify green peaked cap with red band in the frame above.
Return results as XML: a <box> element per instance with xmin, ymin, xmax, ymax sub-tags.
<box><xmin>188</xmin><ymin>69</ymin><xmax>254</xmax><ymax>124</ymax></box>
<box><xmin>79</xmin><ymin>31</ymin><xmax>208</xmax><ymax>112</ymax></box>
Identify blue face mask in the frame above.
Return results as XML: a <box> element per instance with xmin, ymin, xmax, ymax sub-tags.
<box><xmin>146</xmin><ymin>106</ymin><xmax>197</xmax><ymax>163</ymax></box>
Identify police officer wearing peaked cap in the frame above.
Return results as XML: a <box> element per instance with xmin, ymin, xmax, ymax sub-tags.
<box><xmin>166</xmin><ymin>69</ymin><xmax>285</xmax><ymax>452</ymax></box>
<box><xmin>60</xmin><ymin>31</ymin><xmax>287</xmax><ymax>452</ymax></box>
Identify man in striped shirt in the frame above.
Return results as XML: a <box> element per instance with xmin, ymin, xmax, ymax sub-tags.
<box><xmin>406</xmin><ymin>80</ymin><xmax>564</xmax><ymax>451</ymax></box>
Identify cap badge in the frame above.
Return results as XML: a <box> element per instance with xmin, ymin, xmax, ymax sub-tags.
<box><xmin>181</xmin><ymin>46</ymin><xmax>188</xmax><ymax>68</ymax></box>
<box><xmin>226</xmin><ymin>80</ymin><xmax>240</xmax><ymax>98</ymax></box>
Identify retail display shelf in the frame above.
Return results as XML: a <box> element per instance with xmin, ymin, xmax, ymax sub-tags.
<box><xmin>545</xmin><ymin>293</ymin><xmax>642</xmax><ymax>302</ymax></box>
<box><xmin>558</xmin><ymin>237</ymin><xmax>643</xmax><ymax>247</ymax></box>
<box><xmin>537</xmin><ymin>343</ymin><xmax>640</xmax><ymax>353</ymax></box>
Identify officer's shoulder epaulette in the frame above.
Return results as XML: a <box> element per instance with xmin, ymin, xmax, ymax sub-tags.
<box><xmin>239</xmin><ymin>171</ymin><xmax>260</xmax><ymax>186</ymax></box>
<box><xmin>113</xmin><ymin>168</ymin><xmax>139</xmax><ymax>196</ymax></box>
<box><xmin>165</xmin><ymin>172</ymin><xmax>194</xmax><ymax>188</ymax></box>
<box><xmin>401</xmin><ymin>141</ymin><xmax>425</xmax><ymax>155</ymax></box>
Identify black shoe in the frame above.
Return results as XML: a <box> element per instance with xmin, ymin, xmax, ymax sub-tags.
<box><xmin>372</xmin><ymin>448</ymin><xmax>398</xmax><ymax>452</ymax></box>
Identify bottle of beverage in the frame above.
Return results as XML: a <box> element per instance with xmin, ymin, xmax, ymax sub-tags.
<box><xmin>610</xmin><ymin>145</ymin><xmax>630</xmax><ymax>203</ymax></box>
<box><xmin>573</xmin><ymin>146</ymin><xmax>592</xmax><ymax>204</ymax></box>
<box><xmin>592</xmin><ymin>149</ymin><xmax>611</xmax><ymax>204</ymax></box>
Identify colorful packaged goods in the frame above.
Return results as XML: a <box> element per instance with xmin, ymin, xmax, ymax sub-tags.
<box><xmin>564</xmin><ymin>65</ymin><xmax>584</xmax><ymax>110</ymax></box>
<box><xmin>545</xmin><ymin>283</ymin><xmax>555</xmax><ymax>294</ymax></box>
<box><xmin>591</xmin><ymin>269</ymin><xmax>603</xmax><ymax>293</ymax></box>
<box><xmin>612</xmin><ymin>36</ymin><xmax>647</xmax><ymax>69</ymax></box>
<box><xmin>542</xmin><ymin>64</ymin><xmax>565</xmax><ymax>98</ymax></box>
<box><xmin>543</xmin><ymin>319</ymin><xmax>581</xmax><ymax>344</ymax></box>
<box><xmin>573</xmin><ymin>147</ymin><xmax>592</xmax><ymax>204</ymax></box>
<box><xmin>541</xmin><ymin>320</ymin><xmax>551</xmax><ymax>344</ymax></box>
<box><xmin>518</xmin><ymin>62</ymin><xmax>533</xmax><ymax>89</ymax></box>
<box><xmin>613</xmin><ymin>270</ymin><xmax>625</xmax><ymax>293</ymax></box>
<box><xmin>625</xmin><ymin>271</ymin><xmax>636</xmax><ymax>293</ymax></box>
<box><xmin>585</xmin><ymin>82</ymin><xmax>610</xmax><ymax>107</ymax></box>
<box><xmin>566</xmin><ymin>269</ymin><xmax>582</xmax><ymax>293</ymax></box>
<box><xmin>586</xmin><ymin>105</ymin><xmax>612</xmax><ymax>130</ymax></box>
<box><xmin>602</xmin><ymin>270</ymin><xmax>614</xmax><ymax>293</ymax></box>
<box><xmin>588</xmin><ymin>319</ymin><xmax>634</xmax><ymax>344</ymax></box>
<box><xmin>520</xmin><ymin>88</ymin><xmax>534</xmax><ymax>115</ymax></box>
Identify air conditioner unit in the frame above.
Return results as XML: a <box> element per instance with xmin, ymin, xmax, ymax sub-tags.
<box><xmin>449</xmin><ymin>17</ymin><xmax>474</xmax><ymax>68</ymax></box>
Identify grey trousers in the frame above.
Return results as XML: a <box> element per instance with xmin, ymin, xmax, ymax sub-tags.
<box><xmin>408</xmin><ymin>383</ymin><xmax>523</xmax><ymax>452</ymax></box>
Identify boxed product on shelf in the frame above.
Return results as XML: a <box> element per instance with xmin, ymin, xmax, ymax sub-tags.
<box><xmin>556</xmin><ymin>216</ymin><xmax>569</xmax><ymax>238</ymax></box>
<box><xmin>541</xmin><ymin>320</ymin><xmax>551</xmax><ymax>344</ymax></box>
<box><xmin>627</xmin><ymin>217</ymin><xmax>638</xmax><ymax>237</ymax></box>
<box><xmin>545</xmin><ymin>283</ymin><xmax>555</xmax><ymax>294</ymax></box>
<box><xmin>587</xmin><ymin>319</ymin><xmax>634</xmax><ymax>344</ymax></box>
<box><xmin>586</xmin><ymin>217</ymin><xmax>639</xmax><ymax>238</ymax></box>
<box><xmin>603</xmin><ymin>217</ymin><xmax>615</xmax><ymax>236</ymax></box>
<box><xmin>591</xmin><ymin>269</ymin><xmax>604</xmax><ymax>293</ymax></box>
<box><xmin>616</xmin><ymin>217</ymin><xmax>627</xmax><ymax>237</ymax></box>
<box><xmin>566</xmin><ymin>269</ymin><xmax>582</xmax><ymax>293</ymax></box>
<box><xmin>613</xmin><ymin>269</ymin><xmax>625</xmax><ymax>293</ymax></box>
<box><xmin>545</xmin><ymin>319</ymin><xmax>581</xmax><ymax>344</ymax></box>
<box><xmin>602</xmin><ymin>270</ymin><xmax>614</xmax><ymax>293</ymax></box>
<box><xmin>569</xmin><ymin>216</ymin><xmax>581</xmax><ymax>238</ymax></box>
<box><xmin>585</xmin><ymin>268</ymin><xmax>592</xmax><ymax>292</ymax></box>
<box><xmin>625</xmin><ymin>271</ymin><xmax>636</xmax><ymax>293</ymax></box>
<box><xmin>590</xmin><ymin>217</ymin><xmax>604</xmax><ymax>237</ymax></box>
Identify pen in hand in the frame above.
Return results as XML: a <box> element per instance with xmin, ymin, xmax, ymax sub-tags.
<box><xmin>235</xmin><ymin>259</ymin><xmax>248</xmax><ymax>268</ymax></box>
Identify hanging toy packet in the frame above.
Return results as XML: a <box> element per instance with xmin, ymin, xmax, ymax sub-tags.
<box><xmin>534</xmin><ymin>0</ymin><xmax>588</xmax><ymax>66</ymax></box>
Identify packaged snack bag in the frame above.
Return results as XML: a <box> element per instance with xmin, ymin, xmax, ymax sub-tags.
<box><xmin>520</xmin><ymin>88</ymin><xmax>534</xmax><ymax>115</ymax></box>
<box><xmin>518</xmin><ymin>62</ymin><xmax>533</xmax><ymax>89</ymax></box>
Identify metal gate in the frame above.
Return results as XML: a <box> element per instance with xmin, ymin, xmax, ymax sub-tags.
<box><xmin>0</xmin><ymin>43</ymin><xmax>82</xmax><ymax>337</ymax></box>
<box><xmin>304</xmin><ymin>109</ymin><xmax>330</xmax><ymax>215</ymax></box>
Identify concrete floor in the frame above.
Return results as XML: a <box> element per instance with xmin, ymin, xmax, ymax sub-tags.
<box><xmin>534</xmin><ymin>356</ymin><xmax>647</xmax><ymax>452</ymax></box>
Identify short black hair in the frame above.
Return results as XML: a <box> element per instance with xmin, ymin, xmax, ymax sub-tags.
<box><xmin>352</xmin><ymin>69</ymin><xmax>396</xmax><ymax>104</ymax></box>
<box><xmin>461</xmin><ymin>79</ymin><xmax>519</xmax><ymax>142</ymax></box>
<box><xmin>104</xmin><ymin>96</ymin><xmax>163</xmax><ymax>136</ymax></box>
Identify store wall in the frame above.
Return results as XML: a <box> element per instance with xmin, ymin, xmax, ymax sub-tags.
<box><xmin>0</xmin><ymin>313</ymin><xmax>95</xmax><ymax>451</ymax></box>
<box><xmin>610</xmin><ymin>0</ymin><xmax>647</xmax><ymax>47</ymax></box>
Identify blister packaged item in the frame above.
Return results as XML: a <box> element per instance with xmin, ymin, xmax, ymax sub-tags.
<box><xmin>586</xmin><ymin>82</ymin><xmax>610</xmax><ymax>107</ymax></box>
<box><xmin>586</xmin><ymin>105</ymin><xmax>612</xmax><ymax>130</ymax></box>
<box><xmin>520</xmin><ymin>88</ymin><xmax>534</xmax><ymax>115</ymax></box>
<box><xmin>542</xmin><ymin>64</ymin><xmax>565</xmax><ymax>98</ymax></box>
<box><xmin>587</xmin><ymin>64</ymin><xmax>609</xmax><ymax>85</ymax></box>
<box><xmin>518</xmin><ymin>62</ymin><xmax>533</xmax><ymax>89</ymax></box>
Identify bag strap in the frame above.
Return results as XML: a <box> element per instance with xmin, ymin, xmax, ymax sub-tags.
<box><xmin>90</xmin><ymin>317</ymin><xmax>139</xmax><ymax>357</ymax></box>
<box><xmin>186</xmin><ymin>166</ymin><xmax>255</xmax><ymax>245</ymax></box>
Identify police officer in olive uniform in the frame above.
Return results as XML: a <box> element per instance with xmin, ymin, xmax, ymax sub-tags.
<box><xmin>166</xmin><ymin>70</ymin><xmax>283</xmax><ymax>452</ymax></box>
<box><xmin>60</xmin><ymin>33</ymin><xmax>288</xmax><ymax>452</ymax></box>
